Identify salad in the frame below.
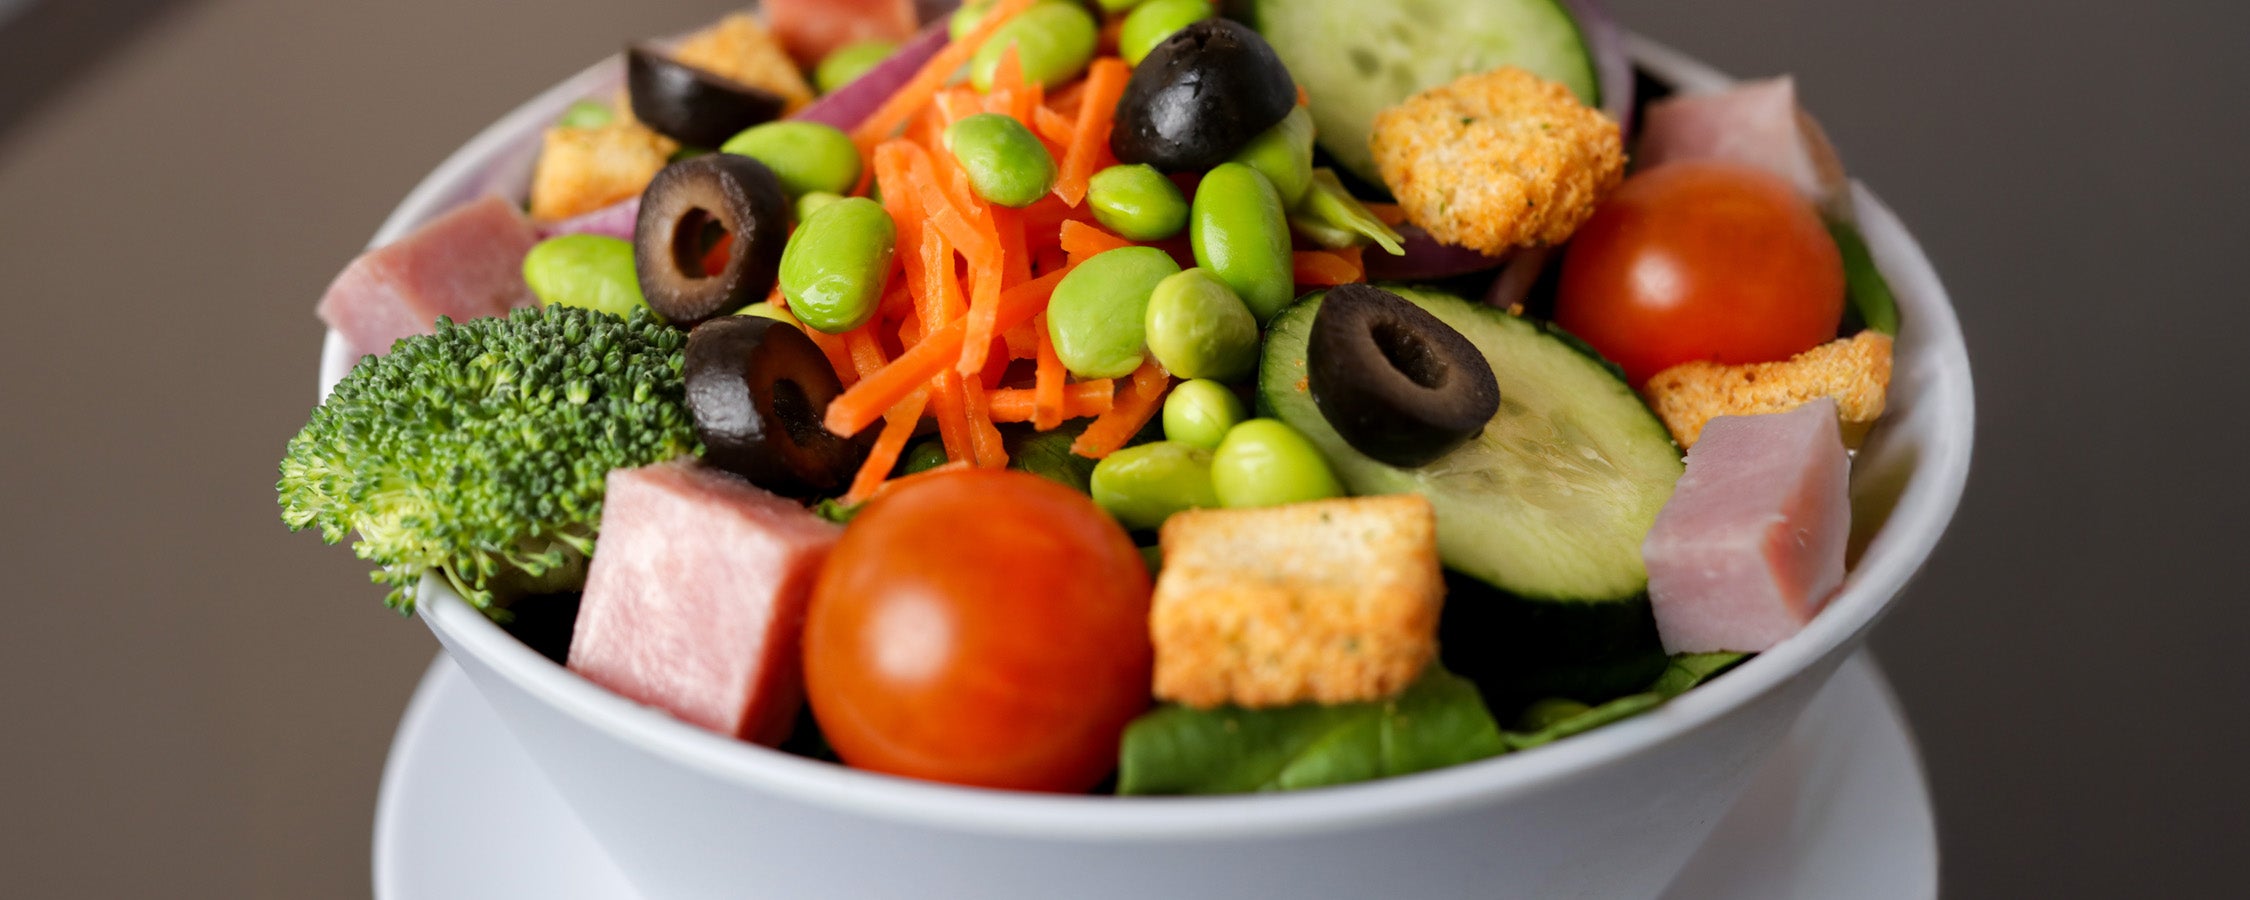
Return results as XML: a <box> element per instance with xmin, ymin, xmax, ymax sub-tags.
<box><xmin>281</xmin><ymin>0</ymin><xmax>1900</xmax><ymax>795</ymax></box>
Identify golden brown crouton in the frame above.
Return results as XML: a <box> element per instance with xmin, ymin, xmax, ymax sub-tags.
<box><xmin>671</xmin><ymin>13</ymin><xmax>815</xmax><ymax>113</ymax></box>
<box><xmin>1643</xmin><ymin>331</ymin><xmax>1895</xmax><ymax>448</ymax></box>
<box><xmin>1152</xmin><ymin>495</ymin><xmax>1442</xmax><ymax>710</ymax></box>
<box><xmin>1370</xmin><ymin>67</ymin><xmax>1625</xmax><ymax>254</ymax></box>
<box><xmin>527</xmin><ymin>121</ymin><xmax>676</xmax><ymax>222</ymax></box>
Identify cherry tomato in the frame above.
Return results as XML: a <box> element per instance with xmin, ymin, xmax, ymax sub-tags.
<box><xmin>802</xmin><ymin>469</ymin><xmax>1154</xmax><ymax>792</ymax></box>
<box><xmin>1554</xmin><ymin>160</ymin><xmax>1844</xmax><ymax>385</ymax></box>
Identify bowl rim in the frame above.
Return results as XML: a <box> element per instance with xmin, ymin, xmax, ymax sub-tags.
<box><xmin>326</xmin><ymin>35</ymin><xmax>1975</xmax><ymax>841</ymax></box>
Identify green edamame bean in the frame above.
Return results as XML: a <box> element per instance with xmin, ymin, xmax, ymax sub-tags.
<box><xmin>1190</xmin><ymin>162</ymin><xmax>1294</xmax><ymax>323</ymax></box>
<box><xmin>1143</xmin><ymin>268</ymin><xmax>1258</xmax><ymax>380</ymax></box>
<box><xmin>1087</xmin><ymin>164</ymin><xmax>1188</xmax><ymax>241</ymax></box>
<box><xmin>1045</xmin><ymin>246</ymin><xmax>1180</xmax><ymax>378</ymax></box>
<box><xmin>1119</xmin><ymin>0</ymin><xmax>1213</xmax><ymax>66</ymax></box>
<box><xmin>1210</xmin><ymin>418</ymin><xmax>1345</xmax><ymax>508</ymax></box>
<box><xmin>523</xmin><ymin>234</ymin><xmax>647</xmax><ymax>318</ymax></box>
<box><xmin>1097</xmin><ymin>0</ymin><xmax>1147</xmax><ymax>13</ymax></box>
<box><xmin>970</xmin><ymin>1</ymin><xmax>1098</xmax><ymax>91</ymax></box>
<box><xmin>1091</xmin><ymin>441</ymin><xmax>1219</xmax><ymax>530</ymax></box>
<box><xmin>778</xmin><ymin>197</ymin><xmax>897</xmax><ymax>334</ymax></box>
<box><xmin>1230</xmin><ymin>105</ymin><xmax>1314</xmax><ymax>208</ymax></box>
<box><xmin>945</xmin><ymin>113</ymin><xmax>1057</xmax><ymax>208</ymax></box>
<box><xmin>815</xmin><ymin>40</ymin><xmax>897</xmax><ymax>94</ymax></box>
<box><xmin>720</xmin><ymin>121</ymin><xmax>862</xmax><ymax>198</ymax></box>
<box><xmin>558</xmin><ymin>99</ymin><xmax>615</xmax><ymax>129</ymax></box>
<box><xmin>950</xmin><ymin>0</ymin><xmax>995</xmax><ymax>41</ymax></box>
<box><xmin>1162</xmin><ymin>378</ymin><xmax>1245</xmax><ymax>450</ymax></box>
<box><xmin>731</xmin><ymin>301</ymin><xmax>802</xmax><ymax>329</ymax></box>
<box><xmin>795</xmin><ymin>190</ymin><xmax>845</xmax><ymax>222</ymax></box>
<box><xmin>902</xmin><ymin>439</ymin><xmax>950</xmax><ymax>475</ymax></box>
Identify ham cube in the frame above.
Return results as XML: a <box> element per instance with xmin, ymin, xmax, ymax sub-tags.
<box><xmin>317</xmin><ymin>194</ymin><xmax>539</xmax><ymax>362</ymax></box>
<box><xmin>764</xmin><ymin>0</ymin><xmax>919</xmax><ymax>68</ymax></box>
<box><xmin>567</xmin><ymin>460</ymin><xmax>842</xmax><ymax>745</ymax></box>
<box><xmin>1636</xmin><ymin>77</ymin><xmax>1848</xmax><ymax>208</ymax></box>
<box><xmin>1643</xmin><ymin>399</ymin><xmax>1851</xmax><ymax>653</ymax></box>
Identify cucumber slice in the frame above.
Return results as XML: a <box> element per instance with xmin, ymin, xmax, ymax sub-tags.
<box><xmin>1247</xmin><ymin>0</ymin><xmax>1600</xmax><ymax>186</ymax></box>
<box><xmin>1258</xmin><ymin>287</ymin><xmax>1680</xmax><ymax>602</ymax></box>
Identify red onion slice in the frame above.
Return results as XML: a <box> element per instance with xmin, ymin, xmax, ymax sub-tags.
<box><xmin>790</xmin><ymin>22</ymin><xmax>950</xmax><ymax>131</ymax></box>
<box><xmin>538</xmin><ymin>196</ymin><xmax>641</xmax><ymax>240</ymax></box>
<box><xmin>1484</xmin><ymin>246</ymin><xmax>1555</xmax><ymax>311</ymax></box>
<box><xmin>1565</xmin><ymin>0</ymin><xmax>1635</xmax><ymax>134</ymax></box>
<box><xmin>1364</xmin><ymin>224</ymin><xmax>1511</xmax><ymax>281</ymax></box>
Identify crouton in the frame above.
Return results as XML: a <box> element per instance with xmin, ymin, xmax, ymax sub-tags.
<box><xmin>1151</xmin><ymin>494</ymin><xmax>1442</xmax><ymax>710</ymax></box>
<box><xmin>670</xmin><ymin>13</ymin><xmax>815</xmax><ymax>113</ymax></box>
<box><xmin>1643</xmin><ymin>331</ymin><xmax>1894</xmax><ymax>449</ymax></box>
<box><xmin>1370</xmin><ymin>67</ymin><xmax>1625</xmax><ymax>254</ymax></box>
<box><xmin>527</xmin><ymin>120</ymin><xmax>676</xmax><ymax>222</ymax></box>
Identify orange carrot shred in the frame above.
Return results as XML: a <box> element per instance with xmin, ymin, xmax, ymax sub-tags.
<box><xmin>1055</xmin><ymin>58</ymin><xmax>1131</xmax><ymax>206</ymax></box>
<box><xmin>961</xmin><ymin>376</ymin><xmax>1009</xmax><ymax>467</ymax></box>
<box><xmin>1001</xmin><ymin>318</ymin><xmax>1040</xmax><ymax>359</ymax></box>
<box><xmin>992</xmin><ymin>379</ymin><xmax>1115</xmax><ymax>423</ymax></box>
<box><xmin>1363</xmin><ymin>202</ymin><xmax>1407</xmax><ymax>226</ymax></box>
<box><xmin>1070</xmin><ymin>361</ymin><xmax>1171</xmax><ymax>458</ymax></box>
<box><xmin>803</xmin><ymin>327</ymin><xmax>859</xmax><ymax>388</ymax></box>
<box><xmin>929</xmin><ymin>369</ymin><xmax>975</xmax><ymax>464</ymax></box>
<box><xmin>845</xmin><ymin>388</ymin><xmax>930</xmax><ymax>503</ymax></box>
<box><xmin>1032</xmin><ymin>316</ymin><xmax>1066</xmax><ymax>430</ymax></box>
<box><xmin>845</xmin><ymin>326</ymin><xmax>891</xmax><ymax>381</ymax></box>
<box><xmin>1059</xmin><ymin>219</ymin><xmax>1134</xmax><ymax>258</ymax></box>
<box><xmin>854</xmin><ymin>0</ymin><xmax>1039</xmax><ymax>151</ymax></box>
<box><xmin>994</xmin><ymin>206</ymin><xmax>1031</xmax><ymax>289</ymax></box>
<box><xmin>1034</xmin><ymin>106</ymin><xmax>1077</xmax><ymax>144</ymax></box>
<box><xmin>1292</xmin><ymin>248</ymin><xmax>1366</xmax><ymax>286</ymax></box>
<box><xmin>824</xmin><ymin>264</ymin><xmax>1077</xmax><ymax>437</ymax></box>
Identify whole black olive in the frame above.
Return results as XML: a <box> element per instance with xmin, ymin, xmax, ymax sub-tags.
<box><xmin>635</xmin><ymin>154</ymin><xmax>790</xmax><ymax>329</ymax></box>
<box><xmin>626</xmin><ymin>45</ymin><xmax>787</xmax><ymax>148</ymax></box>
<box><xmin>1109</xmin><ymin>19</ymin><xmax>1296</xmax><ymax>173</ymax></box>
<box><xmin>1307</xmin><ymin>284</ymin><xmax>1501</xmax><ymax>468</ymax></box>
<box><xmin>683</xmin><ymin>316</ymin><xmax>870</xmax><ymax>498</ymax></box>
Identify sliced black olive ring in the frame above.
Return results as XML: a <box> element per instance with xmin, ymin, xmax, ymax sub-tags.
<box><xmin>634</xmin><ymin>154</ymin><xmax>790</xmax><ymax>329</ymax></box>
<box><xmin>1307</xmin><ymin>284</ymin><xmax>1501</xmax><ymax>468</ymax></box>
<box><xmin>683</xmin><ymin>315</ymin><xmax>870</xmax><ymax>498</ymax></box>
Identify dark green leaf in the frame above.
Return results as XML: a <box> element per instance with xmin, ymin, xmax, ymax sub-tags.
<box><xmin>1827</xmin><ymin>217</ymin><xmax>1900</xmax><ymax>336</ymax></box>
<box><xmin>1117</xmin><ymin>666</ymin><xmax>1508</xmax><ymax>795</ymax></box>
<box><xmin>1503</xmin><ymin>691</ymin><xmax>1665</xmax><ymax>750</ymax></box>
<box><xmin>1649</xmin><ymin>651</ymin><xmax>1750</xmax><ymax>699</ymax></box>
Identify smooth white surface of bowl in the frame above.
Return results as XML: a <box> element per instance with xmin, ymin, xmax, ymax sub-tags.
<box><xmin>321</xmin><ymin>38</ymin><xmax>1974</xmax><ymax>900</ymax></box>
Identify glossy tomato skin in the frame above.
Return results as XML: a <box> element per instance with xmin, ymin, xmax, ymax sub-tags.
<box><xmin>1554</xmin><ymin>160</ymin><xmax>1844</xmax><ymax>385</ymax></box>
<box><xmin>803</xmin><ymin>469</ymin><xmax>1154</xmax><ymax>792</ymax></box>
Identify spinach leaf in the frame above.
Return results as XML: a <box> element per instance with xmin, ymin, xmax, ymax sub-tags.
<box><xmin>1003</xmin><ymin>422</ymin><xmax>1097</xmax><ymax>493</ymax></box>
<box><xmin>1116</xmin><ymin>667</ymin><xmax>1508</xmax><ymax>795</ymax></box>
<box><xmin>1649</xmin><ymin>651</ymin><xmax>1750</xmax><ymax>699</ymax></box>
<box><xmin>1827</xmin><ymin>217</ymin><xmax>1899</xmax><ymax>336</ymax></box>
<box><xmin>1503</xmin><ymin>692</ymin><xmax>1666</xmax><ymax>750</ymax></box>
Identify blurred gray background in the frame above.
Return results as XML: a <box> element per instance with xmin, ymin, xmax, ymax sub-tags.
<box><xmin>0</xmin><ymin>0</ymin><xmax>2241</xmax><ymax>896</ymax></box>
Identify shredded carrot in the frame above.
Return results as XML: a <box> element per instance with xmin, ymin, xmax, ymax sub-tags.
<box><xmin>1034</xmin><ymin>105</ymin><xmax>1077</xmax><ymax>145</ymax></box>
<box><xmin>1001</xmin><ymin>318</ymin><xmax>1040</xmax><ymax>359</ymax></box>
<box><xmin>1363</xmin><ymin>202</ymin><xmax>1407</xmax><ymax>227</ymax></box>
<box><xmin>928</xmin><ymin>369</ymin><xmax>975</xmax><ymax>463</ymax></box>
<box><xmin>844</xmin><ymin>325</ymin><xmax>890</xmax><ymax>381</ymax></box>
<box><xmin>825</xmin><ymin>264</ymin><xmax>1077</xmax><ymax>436</ymax></box>
<box><xmin>961</xmin><ymin>376</ymin><xmax>1009</xmax><ymax>467</ymax></box>
<box><xmin>1297</xmin><ymin>83</ymin><xmax>1310</xmax><ymax>107</ymax></box>
<box><xmin>990</xmin><ymin>379</ymin><xmax>1115</xmax><ymax>423</ymax></box>
<box><xmin>803</xmin><ymin>326</ymin><xmax>858</xmax><ymax>387</ymax></box>
<box><xmin>1071</xmin><ymin>361</ymin><xmax>1172</xmax><ymax>458</ymax></box>
<box><xmin>1032</xmin><ymin>316</ymin><xmax>1066</xmax><ymax>430</ymax></box>
<box><xmin>1046</xmin><ymin>80</ymin><xmax>1086</xmax><ymax>116</ymax></box>
<box><xmin>1293</xmin><ymin>247</ymin><xmax>1366</xmax><ymax>286</ymax></box>
<box><xmin>1059</xmin><ymin>219</ymin><xmax>1134</xmax><ymax>258</ymax></box>
<box><xmin>854</xmin><ymin>0</ymin><xmax>1040</xmax><ymax>151</ymax></box>
<box><xmin>845</xmin><ymin>389</ymin><xmax>930</xmax><ymax>503</ymax></box>
<box><xmin>993</xmin><ymin>206</ymin><xmax>1031</xmax><ymax>289</ymax></box>
<box><xmin>1054</xmin><ymin>58</ymin><xmax>1131</xmax><ymax>206</ymax></box>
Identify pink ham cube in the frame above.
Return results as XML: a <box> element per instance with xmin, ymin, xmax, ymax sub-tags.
<box><xmin>1643</xmin><ymin>399</ymin><xmax>1851</xmax><ymax>653</ymax></box>
<box><xmin>567</xmin><ymin>460</ymin><xmax>842</xmax><ymax>745</ymax></box>
<box><xmin>1636</xmin><ymin>77</ymin><xmax>1848</xmax><ymax>207</ymax></box>
<box><xmin>317</xmin><ymin>193</ymin><xmax>539</xmax><ymax>362</ymax></box>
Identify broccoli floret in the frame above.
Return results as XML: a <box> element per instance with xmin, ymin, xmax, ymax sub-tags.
<box><xmin>279</xmin><ymin>306</ymin><xmax>699</xmax><ymax>615</ymax></box>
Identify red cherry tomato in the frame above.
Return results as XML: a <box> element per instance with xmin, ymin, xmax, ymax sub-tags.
<box><xmin>803</xmin><ymin>469</ymin><xmax>1154</xmax><ymax>792</ymax></box>
<box><xmin>1554</xmin><ymin>161</ymin><xmax>1845</xmax><ymax>385</ymax></box>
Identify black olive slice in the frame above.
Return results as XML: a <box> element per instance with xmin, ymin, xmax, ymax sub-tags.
<box><xmin>626</xmin><ymin>45</ymin><xmax>787</xmax><ymax>148</ymax></box>
<box><xmin>1307</xmin><ymin>284</ymin><xmax>1501</xmax><ymax>468</ymax></box>
<box><xmin>1111</xmin><ymin>19</ymin><xmax>1297</xmax><ymax>173</ymax></box>
<box><xmin>684</xmin><ymin>316</ymin><xmax>870</xmax><ymax>498</ymax></box>
<box><xmin>634</xmin><ymin>155</ymin><xmax>789</xmax><ymax>329</ymax></box>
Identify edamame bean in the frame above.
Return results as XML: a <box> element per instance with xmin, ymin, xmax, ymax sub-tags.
<box><xmin>902</xmin><ymin>439</ymin><xmax>950</xmax><ymax>475</ymax></box>
<box><xmin>731</xmin><ymin>301</ymin><xmax>802</xmax><ymax>329</ymax></box>
<box><xmin>795</xmin><ymin>190</ymin><xmax>845</xmax><ymax>222</ymax></box>
<box><xmin>1097</xmin><ymin>0</ymin><xmax>1147</xmax><ymax>13</ymax></box>
<box><xmin>1118</xmin><ymin>0</ymin><xmax>1214</xmax><ymax>66</ymax></box>
<box><xmin>1162</xmin><ymin>379</ymin><xmax>1245</xmax><ymax>450</ymax></box>
<box><xmin>950</xmin><ymin>0</ymin><xmax>995</xmax><ymax>41</ymax></box>
<box><xmin>523</xmin><ymin>234</ymin><xmax>647</xmax><ymax>318</ymax></box>
<box><xmin>945</xmin><ymin>113</ymin><xmax>1057</xmax><ymax>208</ymax></box>
<box><xmin>1143</xmin><ymin>269</ymin><xmax>1258</xmax><ymax>380</ymax></box>
<box><xmin>778</xmin><ymin>197</ymin><xmax>896</xmax><ymax>334</ymax></box>
<box><xmin>1045</xmin><ymin>246</ymin><xmax>1180</xmax><ymax>378</ymax></box>
<box><xmin>1190</xmin><ymin>162</ymin><xmax>1294</xmax><ymax>323</ymax></box>
<box><xmin>815</xmin><ymin>39</ymin><xmax>897</xmax><ymax>94</ymax></box>
<box><xmin>719</xmin><ymin>121</ymin><xmax>862</xmax><ymax>198</ymax></box>
<box><xmin>1210</xmin><ymin>418</ymin><xmax>1344</xmax><ymax>508</ymax></box>
<box><xmin>558</xmin><ymin>99</ymin><xmax>615</xmax><ymax>129</ymax></box>
<box><xmin>1091</xmin><ymin>441</ymin><xmax>1219</xmax><ymax>530</ymax></box>
<box><xmin>1087</xmin><ymin>164</ymin><xmax>1188</xmax><ymax>241</ymax></box>
<box><xmin>970</xmin><ymin>1</ymin><xmax>1099</xmax><ymax>91</ymax></box>
<box><xmin>1229</xmin><ymin>105</ymin><xmax>1314</xmax><ymax>207</ymax></box>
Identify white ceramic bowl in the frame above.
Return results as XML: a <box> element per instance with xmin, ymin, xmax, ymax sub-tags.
<box><xmin>321</xmin><ymin>37</ymin><xmax>1973</xmax><ymax>900</ymax></box>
